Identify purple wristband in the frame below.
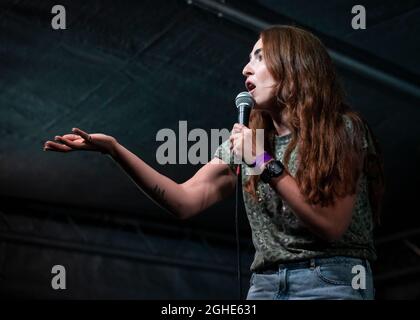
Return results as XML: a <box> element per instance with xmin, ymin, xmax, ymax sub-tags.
<box><xmin>250</xmin><ymin>151</ymin><xmax>273</xmax><ymax>169</ymax></box>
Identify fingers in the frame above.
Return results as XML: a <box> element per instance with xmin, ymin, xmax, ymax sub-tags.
<box><xmin>229</xmin><ymin>132</ymin><xmax>240</xmax><ymax>148</ymax></box>
<box><xmin>43</xmin><ymin>140</ymin><xmax>73</xmax><ymax>152</ymax></box>
<box><xmin>61</xmin><ymin>134</ymin><xmax>81</xmax><ymax>140</ymax></box>
<box><xmin>43</xmin><ymin>127</ymin><xmax>92</xmax><ymax>153</ymax></box>
<box><xmin>231</xmin><ymin>123</ymin><xmax>246</xmax><ymax>133</ymax></box>
<box><xmin>71</xmin><ymin>127</ymin><xmax>92</xmax><ymax>142</ymax></box>
<box><xmin>230</xmin><ymin>124</ymin><xmax>253</xmax><ymax>157</ymax></box>
<box><xmin>230</xmin><ymin>133</ymin><xmax>245</xmax><ymax>157</ymax></box>
<box><xmin>54</xmin><ymin>136</ymin><xmax>83</xmax><ymax>149</ymax></box>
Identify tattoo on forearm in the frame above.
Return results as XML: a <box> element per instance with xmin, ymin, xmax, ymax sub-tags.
<box><xmin>153</xmin><ymin>185</ymin><xmax>166</xmax><ymax>203</ymax></box>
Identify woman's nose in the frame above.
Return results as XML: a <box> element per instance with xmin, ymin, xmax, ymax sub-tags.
<box><xmin>242</xmin><ymin>62</ymin><xmax>253</xmax><ymax>77</ymax></box>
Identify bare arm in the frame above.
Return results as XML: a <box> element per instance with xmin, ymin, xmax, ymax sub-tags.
<box><xmin>110</xmin><ymin>143</ymin><xmax>237</xmax><ymax>219</ymax></box>
<box><xmin>44</xmin><ymin>128</ymin><xmax>237</xmax><ymax>219</ymax></box>
<box><xmin>268</xmin><ymin>171</ymin><xmax>356</xmax><ymax>242</ymax></box>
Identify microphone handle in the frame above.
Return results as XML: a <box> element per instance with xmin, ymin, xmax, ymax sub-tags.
<box><xmin>238</xmin><ymin>105</ymin><xmax>251</xmax><ymax>126</ymax></box>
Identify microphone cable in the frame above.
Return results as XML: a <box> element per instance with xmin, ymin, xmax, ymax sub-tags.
<box><xmin>235</xmin><ymin>164</ymin><xmax>242</xmax><ymax>300</ymax></box>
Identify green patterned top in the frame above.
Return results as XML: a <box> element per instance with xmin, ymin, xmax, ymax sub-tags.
<box><xmin>214</xmin><ymin>117</ymin><xmax>376</xmax><ymax>272</ymax></box>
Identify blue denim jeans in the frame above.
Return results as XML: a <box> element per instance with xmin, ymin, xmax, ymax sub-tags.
<box><xmin>246</xmin><ymin>256</ymin><xmax>375</xmax><ymax>300</ymax></box>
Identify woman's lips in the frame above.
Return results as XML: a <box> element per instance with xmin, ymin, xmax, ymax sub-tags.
<box><xmin>245</xmin><ymin>80</ymin><xmax>256</xmax><ymax>92</ymax></box>
<box><xmin>246</xmin><ymin>84</ymin><xmax>256</xmax><ymax>95</ymax></box>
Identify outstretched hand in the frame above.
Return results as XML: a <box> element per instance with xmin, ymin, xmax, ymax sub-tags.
<box><xmin>43</xmin><ymin>127</ymin><xmax>117</xmax><ymax>156</ymax></box>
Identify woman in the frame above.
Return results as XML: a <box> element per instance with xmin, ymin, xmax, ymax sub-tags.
<box><xmin>43</xmin><ymin>25</ymin><xmax>385</xmax><ymax>300</ymax></box>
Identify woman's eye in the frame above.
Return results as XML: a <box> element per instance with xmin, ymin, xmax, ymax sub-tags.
<box><xmin>257</xmin><ymin>54</ymin><xmax>263</xmax><ymax>61</ymax></box>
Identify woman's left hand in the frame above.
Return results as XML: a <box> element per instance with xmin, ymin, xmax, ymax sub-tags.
<box><xmin>229</xmin><ymin>123</ymin><xmax>256</xmax><ymax>165</ymax></box>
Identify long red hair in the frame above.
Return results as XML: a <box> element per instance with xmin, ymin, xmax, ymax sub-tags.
<box><xmin>244</xmin><ymin>26</ymin><xmax>385</xmax><ymax>223</ymax></box>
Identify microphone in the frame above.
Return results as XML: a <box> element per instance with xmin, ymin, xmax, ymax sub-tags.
<box><xmin>235</xmin><ymin>91</ymin><xmax>255</xmax><ymax>126</ymax></box>
<box><xmin>234</xmin><ymin>92</ymin><xmax>255</xmax><ymax>175</ymax></box>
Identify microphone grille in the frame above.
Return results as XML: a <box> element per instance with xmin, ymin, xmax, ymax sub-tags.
<box><xmin>235</xmin><ymin>91</ymin><xmax>255</xmax><ymax>109</ymax></box>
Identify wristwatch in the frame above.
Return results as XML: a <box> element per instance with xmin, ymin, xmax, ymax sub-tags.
<box><xmin>260</xmin><ymin>160</ymin><xmax>285</xmax><ymax>183</ymax></box>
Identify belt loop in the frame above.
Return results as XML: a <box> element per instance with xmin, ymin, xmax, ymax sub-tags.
<box><xmin>309</xmin><ymin>258</ymin><xmax>316</xmax><ymax>270</ymax></box>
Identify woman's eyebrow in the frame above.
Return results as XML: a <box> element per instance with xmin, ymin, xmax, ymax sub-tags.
<box><xmin>249</xmin><ymin>48</ymin><xmax>262</xmax><ymax>60</ymax></box>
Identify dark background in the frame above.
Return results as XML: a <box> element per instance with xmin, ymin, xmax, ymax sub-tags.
<box><xmin>0</xmin><ymin>0</ymin><xmax>419</xmax><ymax>299</ymax></box>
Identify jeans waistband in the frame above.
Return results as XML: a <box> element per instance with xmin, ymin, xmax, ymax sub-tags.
<box><xmin>254</xmin><ymin>256</ymin><xmax>370</xmax><ymax>274</ymax></box>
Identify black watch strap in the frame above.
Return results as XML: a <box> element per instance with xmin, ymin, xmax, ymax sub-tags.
<box><xmin>260</xmin><ymin>160</ymin><xmax>285</xmax><ymax>183</ymax></box>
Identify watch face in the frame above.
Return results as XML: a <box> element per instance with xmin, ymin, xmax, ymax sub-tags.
<box><xmin>271</xmin><ymin>161</ymin><xmax>283</xmax><ymax>175</ymax></box>
<box><xmin>261</xmin><ymin>160</ymin><xmax>284</xmax><ymax>183</ymax></box>
<box><xmin>267</xmin><ymin>161</ymin><xmax>276</xmax><ymax>172</ymax></box>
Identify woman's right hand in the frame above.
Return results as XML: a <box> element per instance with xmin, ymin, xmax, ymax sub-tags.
<box><xmin>43</xmin><ymin>127</ymin><xmax>118</xmax><ymax>156</ymax></box>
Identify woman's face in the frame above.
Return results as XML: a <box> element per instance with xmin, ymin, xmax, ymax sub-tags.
<box><xmin>242</xmin><ymin>38</ymin><xmax>277</xmax><ymax>110</ymax></box>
